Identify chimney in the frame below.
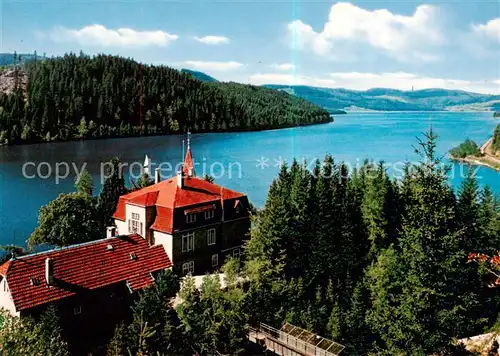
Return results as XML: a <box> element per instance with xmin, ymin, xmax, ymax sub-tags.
<box><xmin>155</xmin><ymin>168</ymin><xmax>161</xmax><ymax>184</ymax></box>
<box><xmin>177</xmin><ymin>169</ymin><xmax>184</xmax><ymax>189</ymax></box>
<box><xmin>106</xmin><ymin>226</ymin><xmax>116</xmax><ymax>238</ymax></box>
<box><xmin>45</xmin><ymin>258</ymin><xmax>54</xmax><ymax>286</ymax></box>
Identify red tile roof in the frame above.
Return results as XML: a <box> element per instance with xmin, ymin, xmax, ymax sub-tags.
<box><xmin>0</xmin><ymin>234</ymin><xmax>172</xmax><ymax>312</ymax></box>
<box><xmin>113</xmin><ymin>176</ymin><xmax>246</xmax><ymax>233</ymax></box>
<box><xmin>150</xmin><ymin>206</ymin><xmax>174</xmax><ymax>234</ymax></box>
<box><xmin>113</xmin><ymin>145</ymin><xmax>246</xmax><ymax>233</ymax></box>
<box><xmin>129</xmin><ymin>191</ymin><xmax>159</xmax><ymax>207</ymax></box>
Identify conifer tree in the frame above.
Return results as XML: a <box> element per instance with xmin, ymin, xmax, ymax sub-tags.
<box><xmin>478</xmin><ymin>185</ymin><xmax>500</xmax><ymax>254</ymax></box>
<box><xmin>362</xmin><ymin>161</ymin><xmax>400</xmax><ymax>259</ymax></box>
<box><xmin>367</xmin><ymin>130</ymin><xmax>484</xmax><ymax>354</ymax></box>
<box><xmin>309</xmin><ymin>156</ymin><xmax>336</xmax><ymax>285</ymax></box>
<box><xmin>75</xmin><ymin>169</ymin><xmax>94</xmax><ymax>196</ymax></box>
<box><xmin>97</xmin><ymin>157</ymin><xmax>127</xmax><ymax>228</ymax></box>
<box><xmin>343</xmin><ymin>281</ymin><xmax>372</xmax><ymax>355</ymax></box>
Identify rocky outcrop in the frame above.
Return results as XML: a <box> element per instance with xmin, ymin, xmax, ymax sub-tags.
<box><xmin>0</xmin><ymin>68</ymin><xmax>27</xmax><ymax>96</ymax></box>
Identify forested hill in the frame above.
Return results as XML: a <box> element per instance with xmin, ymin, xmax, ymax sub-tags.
<box><xmin>0</xmin><ymin>54</ymin><xmax>331</xmax><ymax>145</ymax></box>
<box><xmin>265</xmin><ymin>85</ymin><xmax>500</xmax><ymax>112</ymax></box>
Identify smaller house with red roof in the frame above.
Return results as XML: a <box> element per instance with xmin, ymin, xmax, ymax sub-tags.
<box><xmin>0</xmin><ymin>233</ymin><xmax>172</xmax><ymax>349</ymax></box>
<box><xmin>113</xmin><ymin>140</ymin><xmax>251</xmax><ymax>276</ymax></box>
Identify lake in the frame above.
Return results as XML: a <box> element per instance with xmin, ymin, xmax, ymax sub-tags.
<box><xmin>0</xmin><ymin>111</ymin><xmax>499</xmax><ymax>247</ymax></box>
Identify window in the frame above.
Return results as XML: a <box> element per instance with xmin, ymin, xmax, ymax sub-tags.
<box><xmin>182</xmin><ymin>232</ymin><xmax>195</xmax><ymax>252</ymax></box>
<box><xmin>182</xmin><ymin>261</ymin><xmax>195</xmax><ymax>276</ymax></box>
<box><xmin>235</xmin><ymin>207</ymin><xmax>240</xmax><ymax>214</ymax></box>
<box><xmin>131</xmin><ymin>212</ymin><xmax>140</xmax><ymax>220</ymax></box>
<box><xmin>233</xmin><ymin>248</ymin><xmax>241</xmax><ymax>258</ymax></box>
<box><xmin>212</xmin><ymin>254</ymin><xmax>219</xmax><ymax>267</ymax></box>
<box><xmin>204</xmin><ymin>210</ymin><xmax>215</xmax><ymax>220</ymax></box>
<box><xmin>207</xmin><ymin>228</ymin><xmax>216</xmax><ymax>246</ymax></box>
<box><xmin>74</xmin><ymin>305</ymin><xmax>82</xmax><ymax>315</ymax></box>
<box><xmin>186</xmin><ymin>214</ymin><xmax>196</xmax><ymax>223</ymax></box>
<box><xmin>129</xmin><ymin>219</ymin><xmax>143</xmax><ymax>235</ymax></box>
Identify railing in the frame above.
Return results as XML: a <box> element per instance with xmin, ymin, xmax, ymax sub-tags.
<box><xmin>253</xmin><ymin>323</ymin><xmax>344</xmax><ymax>356</ymax></box>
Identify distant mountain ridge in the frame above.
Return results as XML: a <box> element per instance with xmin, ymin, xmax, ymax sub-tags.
<box><xmin>0</xmin><ymin>53</ymin><xmax>43</xmax><ymax>66</ymax></box>
<box><xmin>264</xmin><ymin>85</ymin><xmax>500</xmax><ymax>112</ymax></box>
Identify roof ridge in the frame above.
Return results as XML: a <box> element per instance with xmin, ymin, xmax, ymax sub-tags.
<box><xmin>16</xmin><ymin>235</ymin><xmax>139</xmax><ymax>260</ymax></box>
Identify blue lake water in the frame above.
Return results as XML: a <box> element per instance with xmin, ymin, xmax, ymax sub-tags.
<box><xmin>0</xmin><ymin>111</ymin><xmax>499</xmax><ymax>247</ymax></box>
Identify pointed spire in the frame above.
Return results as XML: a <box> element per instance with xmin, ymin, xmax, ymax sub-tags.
<box><xmin>143</xmin><ymin>155</ymin><xmax>151</xmax><ymax>176</ymax></box>
<box><xmin>183</xmin><ymin>132</ymin><xmax>195</xmax><ymax>177</ymax></box>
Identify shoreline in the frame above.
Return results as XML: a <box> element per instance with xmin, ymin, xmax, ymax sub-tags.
<box><xmin>0</xmin><ymin>118</ymin><xmax>334</xmax><ymax>148</ymax></box>
<box><xmin>449</xmin><ymin>155</ymin><xmax>500</xmax><ymax>172</ymax></box>
<box><xmin>450</xmin><ymin>137</ymin><xmax>500</xmax><ymax>172</ymax></box>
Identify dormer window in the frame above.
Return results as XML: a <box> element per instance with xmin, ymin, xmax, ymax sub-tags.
<box><xmin>204</xmin><ymin>210</ymin><xmax>215</xmax><ymax>220</ymax></box>
<box><xmin>186</xmin><ymin>214</ymin><xmax>196</xmax><ymax>223</ymax></box>
<box><xmin>129</xmin><ymin>220</ymin><xmax>143</xmax><ymax>235</ymax></box>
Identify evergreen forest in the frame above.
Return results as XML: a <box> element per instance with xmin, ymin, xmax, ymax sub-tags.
<box><xmin>0</xmin><ymin>53</ymin><xmax>331</xmax><ymax>145</ymax></box>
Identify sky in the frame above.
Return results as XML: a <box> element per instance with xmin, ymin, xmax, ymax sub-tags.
<box><xmin>1</xmin><ymin>0</ymin><xmax>499</xmax><ymax>93</ymax></box>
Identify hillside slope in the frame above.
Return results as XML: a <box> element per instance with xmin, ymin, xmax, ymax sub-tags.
<box><xmin>265</xmin><ymin>85</ymin><xmax>500</xmax><ymax>112</ymax></box>
<box><xmin>181</xmin><ymin>69</ymin><xmax>218</xmax><ymax>82</ymax></box>
<box><xmin>0</xmin><ymin>54</ymin><xmax>331</xmax><ymax>145</ymax></box>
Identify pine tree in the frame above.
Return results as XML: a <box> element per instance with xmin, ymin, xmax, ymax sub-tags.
<box><xmin>97</xmin><ymin>157</ymin><xmax>127</xmax><ymax>228</ymax></box>
<box><xmin>343</xmin><ymin>281</ymin><xmax>372</xmax><ymax>355</ymax></box>
<box><xmin>309</xmin><ymin>156</ymin><xmax>336</xmax><ymax>285</ymax></box>
<box><xmin>457</xmin><ymin>166</ymin><xmax>480</xmax><ymax>251</ymax></box>
<box><xmin>478</xmin><ymin>185</ymin><xmax>500</xmax><ymax>254</ymax></box>
<box><xmin>362</xmin><ymin>161</ymin><xmax>399</xmax><ymax>259</ymax></box>
<box><xmin>366</xmin><ymin>130</ymin><xmax>484</xmax><ymax>354</ymax></box>
<box><xmin>75</xmin><ymin>169</ymin><xmax>94</xmax><ymax>196</ymax></box>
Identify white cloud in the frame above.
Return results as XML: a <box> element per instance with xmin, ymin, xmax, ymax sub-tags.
<box><xmin>472</xmin><ymin>18</ymin><xmax>500</xmax><ymax>43</ymax></box>
<box><xmin>247</xmin><ymin>71</ymin><xmax>500</xmax><ymax>94</ymax></box>
<box><xmin>182</xmin><ymin>60</ymin><xmax>243</xmax><ymax>71</ymax></box>
<box><xmin>193</xmin><ymin>35</ymin><xmax>230</xmax><ymax>45</ymax></box>
<box><xmin>288</xmin><ymin>2</ymin><xmax>445</xmax><ymax>61</ymax></box>
<box><xmin>49</xmin><ymin>24</ymin><xmax>178</xmax><ymax>48</ymax></box>
<box><xmin>248</xmin><ymin>73</ymin><xmax>337</xmax><ymax>88</ymax></box>
<box><xmin>270</xmin><ymin>63</ymin><xmax>296</xmax><ymax>71</ymax></box>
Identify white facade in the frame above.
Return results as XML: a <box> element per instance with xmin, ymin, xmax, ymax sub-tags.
<box><xmin>0</xmin><ymin>277</ymin><xmax>19</xmax><ymax>316</ymax></box>
<box><xmin>153</xmin><ymin>231</ymin><xmax>174</xmax><ymax>263</ymax></box>
<box><xmin>115</xmin><ymin>219</ymin><xmax>127</xmax><ymax>236</ymax></box>
<box><xmin>115</xmin><ymin>204</ymin><xmax>147</xmax><ymax>237</ymax></box>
